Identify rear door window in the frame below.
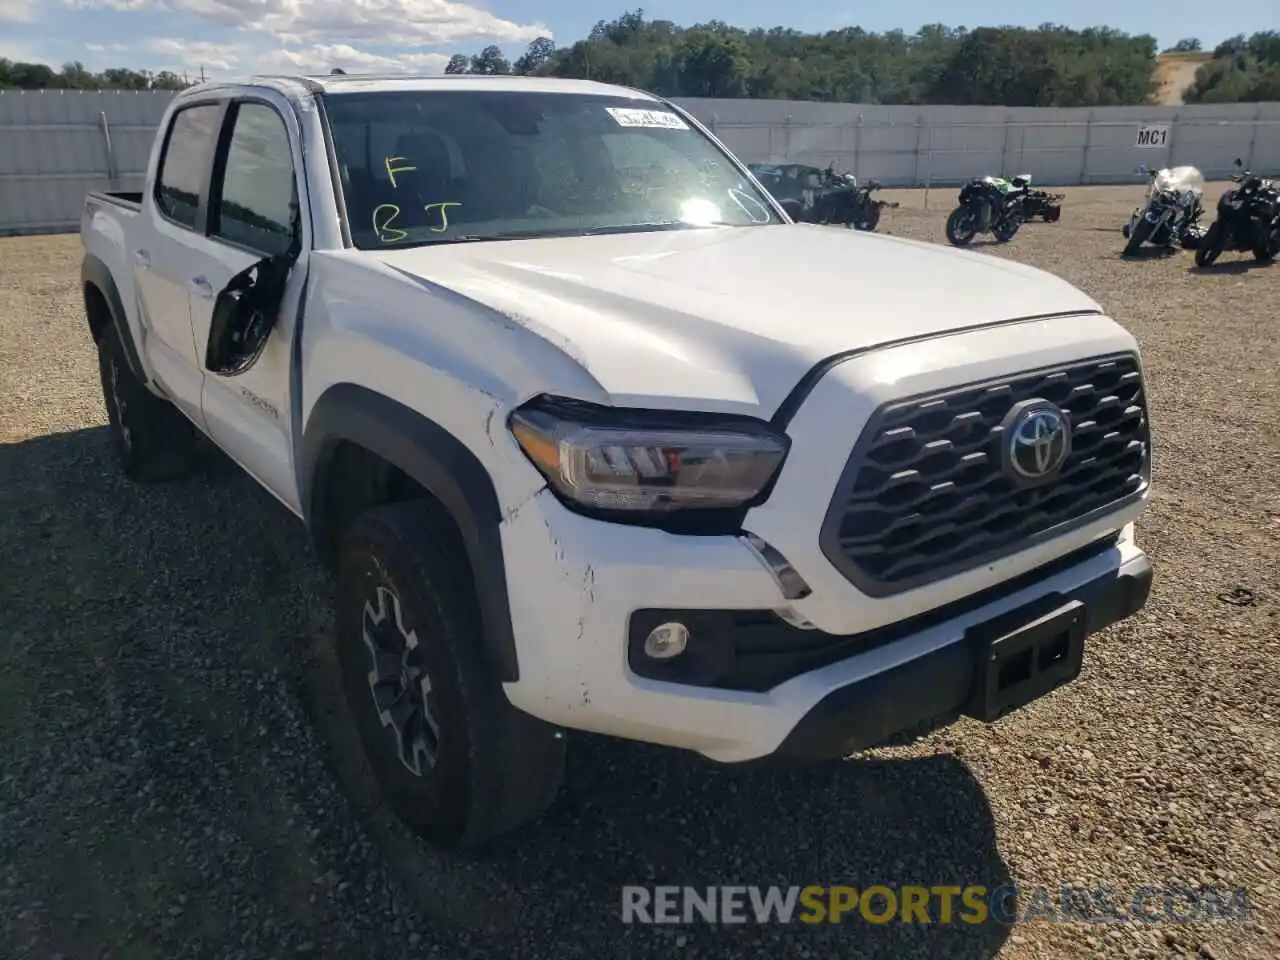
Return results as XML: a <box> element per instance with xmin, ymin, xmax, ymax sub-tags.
<box><xmin>155</xmin><ymin>104</ymin><xmax>221</xmax><ymax>230</ymax></box>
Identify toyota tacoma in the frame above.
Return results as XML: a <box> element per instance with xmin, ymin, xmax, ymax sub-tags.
<box><xmin>80</xmin><ymin>74</ymin><xmax>1153</xmax><ymax>848</ymax></box>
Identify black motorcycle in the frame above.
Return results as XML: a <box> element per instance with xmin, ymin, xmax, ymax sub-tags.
<box><xmin>1009</xmin><ymin>174</ymin><xmax>1064</xmax><ymax>222</ymax></box>
<box><xmin>945</xmin><ymin>177</ymin><xmax>1023</xmax><ymax>247</ymax></box>
<box><xmin>1195</xmin><ymin>158</ymin><xmax>1280</xmax><ymax>267</ymax></box>
<box><xmin>1122</xmin><ymin>164</ymin><xmax>1206</xmax><ymax>256</ymax></box>
<box><xmin>814</xmin><ymin>165</ymin><xmax>899</xmax><ymax>231</ymax></box>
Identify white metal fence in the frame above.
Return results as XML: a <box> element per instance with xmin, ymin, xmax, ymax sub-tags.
<box><xmin>0</xmin><ymin>89</ymin><xmax>173</xmax><ymax>236</ymax></box>
<box><xmin>678</xmin><ymin>99</ymin><xmax>1280</xmax><ymax>189</ymax></box>
<box><xmin>2</xmin><ymin>89</ymin><xmax>1279</xmax><ymax>235</ymax></box>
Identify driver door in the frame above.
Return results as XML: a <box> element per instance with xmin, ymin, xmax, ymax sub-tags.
<box><xmin>191</xmin><ymin>94</ymin><xmax>310</xmax><ymax>513</ymax></box>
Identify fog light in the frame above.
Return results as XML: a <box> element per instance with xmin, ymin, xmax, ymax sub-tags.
<box><xmin>644</xmin><ymin>622</ymin><xmax>689</xmax><ymax>660</ymax></box>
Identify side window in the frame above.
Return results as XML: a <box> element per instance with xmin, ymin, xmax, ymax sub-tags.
<box><xmin>155</xmin><ymin>104</ymin><xmax>221</xmax><ymax>230</ymax></box>
<box><xmin>212</xmin><ymin>103</ymin><xmax>298</xmax><ymax>256</ymax></box>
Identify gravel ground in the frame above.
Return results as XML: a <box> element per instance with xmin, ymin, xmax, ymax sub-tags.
<box><xmin>1</xmin><ymin>184</ymin><xmax>1278</xmax><ymax>960</ymax></box>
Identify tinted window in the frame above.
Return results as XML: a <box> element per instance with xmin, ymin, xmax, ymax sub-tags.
<box><xmin>212</xmin><ymin>103</ymin><xmax>297</xmax><ymax>256</ymax></box>
<box><xmin>323</xmin><ymin>91</ymin><xmax>779</xmax><ymax>250</ymax></box>
<box><xmin>155</xmin><ymin>104</ymin><xmax>220</xmax><ymax>229</ymax></box>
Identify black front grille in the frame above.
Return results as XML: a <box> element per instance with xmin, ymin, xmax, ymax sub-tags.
<box><xmin>819</xmin><ymin>353</ymin><xmax>1149</xmax><ymax>597</ymax></box>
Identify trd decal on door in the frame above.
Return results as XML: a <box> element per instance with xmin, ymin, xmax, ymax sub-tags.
<box><xmin>238</xmin><ymin>386</ymin><xmax>280</xmax><ymax>419</ymax></box>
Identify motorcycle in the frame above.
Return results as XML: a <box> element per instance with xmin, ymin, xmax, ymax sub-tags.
<box><xmin>815</xmin><ymin>164</ymin><xmax>899</xmax><ymax>231</ymax></box>
<box><xmin>1122</xmin><ymin>164</ymin><xmax>1206</xmax><ymax>256</ymax></box>
<box><xmin>1008</xmin><ymin>174</ymin><xmax>1064</xmax><ymax>222</ymax></box>
<box><xmin>945</xmin><ymin>176</ymin><xmax>1023</xmax><ymax>247</ymax></box>
<box><xmin>1194</xmin><ymin>158</ymin><xmax>1280</xmax><ymax>267</ymax></box>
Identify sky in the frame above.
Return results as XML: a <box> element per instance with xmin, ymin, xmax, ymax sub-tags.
<box><xmin>0</xmin><ymin>0</ymin><xmax>1275</xmax><ymax>80</ymax></box>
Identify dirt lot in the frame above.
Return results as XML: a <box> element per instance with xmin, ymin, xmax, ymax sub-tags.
<box><xmin>1</xmin><ymin>185</ymin><xmax>1278</xmax><ymax>960</ymax></box>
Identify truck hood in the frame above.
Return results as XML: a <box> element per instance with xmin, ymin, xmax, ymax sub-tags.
<box><xmin>372</xmin><ymin>223</ymin><xmax>1101</xmax><ymax>416</ymax></box>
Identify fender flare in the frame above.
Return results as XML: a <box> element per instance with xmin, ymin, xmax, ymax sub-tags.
<box><xmin>81</xmin><ymin>253</ymin><xmax>146</xmax><ymax>380</ymax></box>
<box><xmin>300</xmin><ymin>383</ymin><xmax>519</xmax><ymax>682</ymax></box>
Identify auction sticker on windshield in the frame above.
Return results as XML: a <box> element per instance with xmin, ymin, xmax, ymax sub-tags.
<box><xmin>606</xmin><ymin>107</ymin><xmax>690</xmax><ymax>130</ymax></box>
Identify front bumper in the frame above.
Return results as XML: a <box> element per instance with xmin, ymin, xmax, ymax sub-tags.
<box><xmin>774</xmin><ymin>551</ymin><xmax>1151</xmax><ymax>760</ymax></box>
<box><xmin>499</xmin><ymin>484</ymin><xmax>1150</xmax><ymax>763</ymax></box>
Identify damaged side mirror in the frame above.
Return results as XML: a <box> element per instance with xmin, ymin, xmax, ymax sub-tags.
<box><xmin>205</xmin><ymin>254</ymin><xmax>295</xmax><ymax>377</ymax></box>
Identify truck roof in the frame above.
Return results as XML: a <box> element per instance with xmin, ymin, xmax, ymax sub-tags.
<box><xmin>178</xmin><ymin>73</ymin><xmax>663</xmax><ymax>101</ymax></box>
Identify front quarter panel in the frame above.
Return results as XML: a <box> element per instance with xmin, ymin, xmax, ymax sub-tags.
<box><xmin>298</xmin><ymin>251</ymin><xmax>610</xmax><ymax>519</ymax></box>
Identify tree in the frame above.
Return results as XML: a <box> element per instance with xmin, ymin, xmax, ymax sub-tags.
<box><xmin>0</xmin><ymin>58</ymin><xmax>193</xmax><ymax>90</ymax></box>
<box><xmin>469</xmin><ymin>45</ymin><xmax>510</xmax><ymax>76</ymax></box>
<box><xmin>1184</xmin><ymin>30</ymin><xmax>1280</xmax><ymax>102</ymax></box>
<box><xmin>3</xmin><ymin>13</ymin><xmax>1230</xmax><ymax>106</ymax></box>
<box><xmin>673</xmin><ymin>30</ymin><xmax>749</xmax><ymax>97</ymax></box>
<box><xmin>514</xmin><ymin>37</ymin><xmax>556</xmax><ymax>75</ymax></box>
<box><xmin>1168</xmin><ymin>38</ymin><xmax>1201</xmax><ymax>53</ymax></box>
<box><xmin>1213</xmin><ymin>35</ymin><xmax>1248</xmax><ymax>59</ymax></box>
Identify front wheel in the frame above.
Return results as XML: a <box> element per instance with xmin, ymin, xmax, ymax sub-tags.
<box><xmin>851</xmin><ymin>202</ymin><xmax>881</xmax><ymax>232</ymax></box>
<box><xmin>1195</xmin><ymin>221</ymin><xmax>1225</xmax><ymax>268</ymax></box>
<box><xmin>336</xmin><ymin>501</ymin><xmax>566</xmax><ymax>849</ymax></box>
<box><xmin>945</xmin><ymin>207</ymin><xmax>977</xmax><ymax>246</ymax></box>
<box><xmin>1123</xmin><ymin>216</ymin><xmax>1155</xmax><ymax>257</ymax></box>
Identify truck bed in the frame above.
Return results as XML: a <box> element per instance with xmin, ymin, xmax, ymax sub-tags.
<box><xmin>88</xmin><ymin>191</ymin><xmax>143</xmax><ymax>211</ymax></box>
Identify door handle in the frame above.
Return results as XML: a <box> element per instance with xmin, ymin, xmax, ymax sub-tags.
<box><xmin>135</xmin><ymin>248</ymin><xmax>151</xmax><ymax>268</ymax></box>
<box><xmin>191</xmin><ymin>276</ymin><xmax>213</xmax><ymax>299</ymax></box>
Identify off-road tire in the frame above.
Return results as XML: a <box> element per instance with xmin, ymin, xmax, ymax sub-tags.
<box><xmin>336</xmin><ymin>500</ymin><xmax>566</xmax><ymax>849</ymax></box>
<box><xmin>96</xmin><ymin>322</ymin><xmax>196</xmax><ymax>482</ymax></box>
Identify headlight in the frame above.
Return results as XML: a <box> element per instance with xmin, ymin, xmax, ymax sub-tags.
<box><xmin>508</xmin><ymin>395</ymin><xmax>789</xmax><ymax>520</ymax></box>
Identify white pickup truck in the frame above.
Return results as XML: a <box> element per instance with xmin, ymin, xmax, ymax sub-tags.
<box><xmin>81</xmin><ymin>73</ymin><xmax>1153</xmax><ymax>848</ymax></box>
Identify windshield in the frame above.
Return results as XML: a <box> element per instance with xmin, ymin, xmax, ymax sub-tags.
<box><xmin>1153</xmin><ymin>165</ymin><xmax>1205</xmax><ymax>195</ymax></box>
<box><xmin>321</xmin><ymin>90</ymin><xmax>781</xmax><ymax>250</ymax></box>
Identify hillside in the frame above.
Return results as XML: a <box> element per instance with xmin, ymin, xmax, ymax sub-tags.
<box><xmin>1154</xmin><ymin>51</ymin><xmax>1212</xmax><ymax>104</ymax></box>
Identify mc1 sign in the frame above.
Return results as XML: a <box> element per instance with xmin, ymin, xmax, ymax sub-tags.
<box><xmin>1135</xmin><ymin>125</ymin><xmax>1170</xmax><ymax>148</ymax></box>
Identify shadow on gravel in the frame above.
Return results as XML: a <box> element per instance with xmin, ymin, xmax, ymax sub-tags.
<box><xmin>1119</xmin><ymin>246</ymin><xmax>1180</xmax><ymax>261</ymax></box>
<box><xmin>1</xmin><ymin>427</ymin><xmax>1013</xmax><ymax>960</ymax></box>
<box><xmin>1187</xmin><ymin>259</ymin><xmax>1276</xmax><ymax>275</ymax></box>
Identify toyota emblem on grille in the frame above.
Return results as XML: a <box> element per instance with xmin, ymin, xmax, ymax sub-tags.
<box><xmin>1001</xmin><ymin>400</ymin><xmax>1072</xmax><ymax>485</ymax></box>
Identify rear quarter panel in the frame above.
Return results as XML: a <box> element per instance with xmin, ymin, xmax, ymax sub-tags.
<box><xmin>81</xmin><ymin>195</ymin><xmax>149</xmax><ymax>369</ymax></box>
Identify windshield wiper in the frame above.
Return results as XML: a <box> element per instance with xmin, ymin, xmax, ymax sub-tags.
<box><xmin>387</xmin><ymin>234</ymin><xmax>494</xmax><ymax>248</ymax></box>
<box><xmin>583</xmin><ymin>221</ymin><xmax>731</xmax><ymax>236</ymax></box>
<box><xmin>385</xmin><ymin>221</ymin><xmax>736</xmax><ymax>249</ymax></box>
<box><xmin>477</xmin><ymin>221</ymin><xmax>733</xmax><ymax>241</ymax></box>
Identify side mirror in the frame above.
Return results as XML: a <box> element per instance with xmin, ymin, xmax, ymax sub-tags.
<box><xmin>205</xmin><ymin>255</ymin><xmax>294</xmax><ymax>376</ymax></box>
<box><xmin>1235</xmin><ymin>158</ymin><xmax>1244</xmax><ymax>167</ymax></box>
<box><xmin>779</xmin><ymin>198</ymin><xmax>804</xmax><ymax>220</ymax></box>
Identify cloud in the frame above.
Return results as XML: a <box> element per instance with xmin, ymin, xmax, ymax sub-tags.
<box><xmin>66</xmin><ymin>0</ymin><xmax>552</xmax><ymax>46</ymax></box>
<box><xmin>0</xmin><ymin>37</ymin><xmax>46</xmax><ymax>65</ymax></box>
<box><xmin>49</xmin><ymin>0</ymin><xmax>552</xmax><ymax>79</ymax></box>
<box><xmin>258</xmin><ymin>43</ymin><xmax>452</xmax><ymax>74</ymax></box>
<box><xmin>147</xmin><ymin>38</ymin><xmax>241</xmax><ymax>72</ymax></box>
<box><xmin>135</xmin><ymin>37</ymin><xmax>452</xmax><ymax>77</ymax></box>
<box><xmin>0</xmin><ymin>0</ymin><xmax>32</xmax><ymax>21</ymax></box>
